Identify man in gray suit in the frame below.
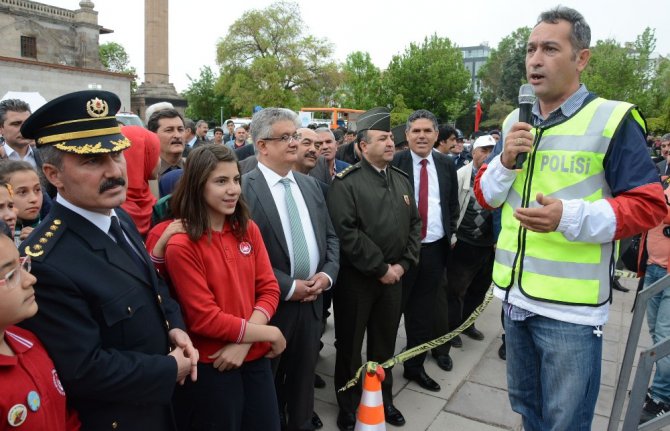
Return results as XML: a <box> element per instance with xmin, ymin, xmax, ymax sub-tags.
<box><xmin>242</xmin><ymin>108</ymin><xmax>339</xmax><ymax>431</ymax></box>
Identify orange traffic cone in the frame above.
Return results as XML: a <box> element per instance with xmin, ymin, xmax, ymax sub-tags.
<box><xmin>355</xmin><ymin>365</ymin><xmax>386</xmax><ymax>430</ymax></box>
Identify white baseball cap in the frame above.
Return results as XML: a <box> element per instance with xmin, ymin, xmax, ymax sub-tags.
<box><xmin>472</xmin><ymin>135</ymin><xmax>496</xmax><ymax>150</ymax></box>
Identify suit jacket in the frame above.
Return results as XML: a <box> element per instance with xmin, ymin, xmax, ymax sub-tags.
<box><xmin>392</xmin><ymin>149</ymin><xmax>460</xmax><ymax>243</ymax></box>
<box><xmin>455</xmin><ymin>162</ymin><xmax>474</xmax><ymax>230</ymax></box>
<box><xmin>20</xmin><ymin>203</ymin><xmax>185</xmax><ymax>431</ymax></box>
<box><xmin>309</xmin><ymin>156</ymin><xmax>350</xmax><ymax>185</ymax></box>
<box><xmin>242</xmin><ymin>168</ymin><xmax>339</xmax><ymax>320</ymax></box>
<box><xmin>657</xmin><ymin>159</ymin><xmax>669</xmax><ymax>176</ymax></box>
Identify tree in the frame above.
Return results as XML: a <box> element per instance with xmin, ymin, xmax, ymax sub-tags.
<box><xmin>581</xmin><ymin>39</ymin><xmax>636</xmax><ymax>101</ymax></box>
<box><xmin>381</xmin><ymin>34</ymin><xmax>472</xmax><ymax>122</ymax></box>
<box><xmin>338</xmin><ymin>51</ymin><xmax>382</xmax><ymax>109</ymax></box>
<box><xmin>99</xmin><ymin>42</ymin><xmax>137</xmax><ymax>92</ymax></box>
<box><xmin>478</xmin><ymin>27</ymin><xmax>531</xmax><ymax>107</ymax></box>
<box><xmin>389</xmin><ymin>94</ymin><xmax>414</xmax><ymax>127</ymax></box>
<box><xmin>215</xmin><ymin>1</ymin><xmax>338</xmax><ymax>114</ymax></box>
<box><xmin>182</xmin><ymin>66</ymin><xmax>232</xmax><ymax>123</ymax></box>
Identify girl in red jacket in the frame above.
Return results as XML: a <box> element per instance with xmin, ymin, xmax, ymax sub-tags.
<box><xmin>152</xmin><ymin>144</ymin><xmax>285</xmax><ymax>431</ymax></box>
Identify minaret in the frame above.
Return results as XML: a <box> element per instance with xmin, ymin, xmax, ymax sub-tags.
<box><xmin>131</xmin><ymin>0</ymin><xmax>186</xmax><ymax>120</ymax></box>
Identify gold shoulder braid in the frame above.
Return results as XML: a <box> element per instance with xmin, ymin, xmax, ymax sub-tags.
<box><xmin>24</xmin><ymin>219</ymin><xmax>64</xmax><ymax>259</ymax></box>
<box><xmin>335</xmin><ymin>164</ymin><xmax>360</xmax><ymax>179</ymax></box>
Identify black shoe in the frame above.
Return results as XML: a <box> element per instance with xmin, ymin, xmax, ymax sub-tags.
<box><xmin>403</xmin><ymin>369</ymin><xmax>441</xmax><ymax>391</ymax></box>
<box><xmin>384</xmin><ymin>404</ymin><xmax>406</xmax><ymax>427</ymax></box>
<box><xmin>434</xmin><ymin>354</ymin><xmax>453</xmax><ymax>371</ymax></box>
<box><xmin>312</xmin><ymin>411</ymin><xmax>323</xmax><ymax>429</ymax></box>
<box><xmin>314</xmin><ymin>373</ymin><xmax>326</xmax><ymax>389</ymax></box>
<box><xmin>613</xmin><ymin>278</ymin><xmax>630</xmax><ymax>292</ymax></box>
<box><xmin>463</xmin><ymin>325</ymin><xmax>485</xmax><ymax>341</ymax></box>
<box><xmin>336</xmin><ymin>410</ymin><xmax>356</xmax><ymax>431</ymax></box>
<box><xmin>498</xmin><ymin>342</ymin><xmax>506</xmax><ymax>360</ymax></box>
<box><xmin>450</xmin><ymin>335</ymin><xmax>463</xmax><ymax>348</ymax></box>
<box><xmin>640</xmin><ymin>397</ymin><xmax>670</xmax><ymax>424</ymax></box>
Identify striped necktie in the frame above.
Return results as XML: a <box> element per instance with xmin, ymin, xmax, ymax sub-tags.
<box><xmin>279</xmin><ymin>178</ymin><xmax>311</xmax><ymax>280</ymax></box>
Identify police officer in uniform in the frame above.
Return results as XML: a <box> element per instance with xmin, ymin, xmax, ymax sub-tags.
<box><xmin>19</xmin><ymin>90</ymin><xmax>198</xmax><ymax>431</ymax></box>
<box><xmin>327</xmin><ymin>107</ymin><xmax>421</xmax><ymax>430</ymax></box>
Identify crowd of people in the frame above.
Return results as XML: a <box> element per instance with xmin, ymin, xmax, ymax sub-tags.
<box><xmin>0</xmin><ymin>5</ymin><xmax>669</xmax><ymax>431</ymax></box>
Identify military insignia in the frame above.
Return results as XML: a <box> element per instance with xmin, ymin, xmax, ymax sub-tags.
<box><xmin>7</xmin><ymin>404</ymin><xmax>27</xmax><ymax>427</ymax></box>
<box><xmin>404</xmin><ymin>195</ymin><xmax>410</xmax><ymax>205</ymax></box>
<box><xmin>239</xmin><ymin>241</ymin><xmax>252</xmax><ymax>256</ymax></box>
<box><xmin>25</xmin><ymin>245</ymin><xmax>43</xmax><ymax>257</ymax></box>
<box><xmin>335</xmin><ymin>164</ymin><xmax>359</xmax><ymax>179</ymax></box>
<box><xmin>86</xmin><ymin>97</ymin><xmax>109</xmax><ymax>118</ymax></box>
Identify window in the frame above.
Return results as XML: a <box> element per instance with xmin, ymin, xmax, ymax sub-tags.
<box><xmin>21</xmin><ymin>36</ymin><xmax>36</xmax><ymax>59</ymax></box>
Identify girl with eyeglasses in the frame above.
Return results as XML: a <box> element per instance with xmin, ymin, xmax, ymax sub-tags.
<box><xmin>0</xmin><ymin>228</ymin><xmax>81</xmax><ymax>430</ymax></box>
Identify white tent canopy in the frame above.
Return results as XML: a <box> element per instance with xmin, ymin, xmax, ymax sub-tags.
<box><xmin>1</xmin><ymin>91</ymin><xmax>47</xmax><ymax>111</ymax></box>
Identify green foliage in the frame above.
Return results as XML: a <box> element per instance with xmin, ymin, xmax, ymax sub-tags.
<box><xmin>581</xmin><ymin>39</ymin><xmax>636</xmax><ymax>100</ymax></box>
<box><xmin>215</xmin><ymin>1</ymin><xmax>337</xmax><ymax>114</ymax></box>
<box><xmin>381</xmin><ymin>34</ymin><xmax>472</xmax><ymax>122</ymax></box>
<box><xmin>478</xmin><ymin>27</ymin><xmax>531</xmax><ymax>106</ymax></box>
<box><xmin>389</xmin><ymin>94</ymin><xmax>413</xmax><ymax>126</ymax></box>
<box><xmin>479</xmin><ymin>101</ymin><xmax>515</xmax><ymax>129</ymax></box>
<box><xmin>337</xmin><ymin>51</ymin><xmax>382</xmax><ymax>109</ymax></box>
<box><xmin>583</xmin><ymin>28</ymin><xmax>668</xmax><ymax>118</ymax></box>
<box><xmin>182</xmin><ymin>66</ymin><xmax>232</xmax><ymax>123</ymax></box>
<box><xmin>99</xmin><ymin>42</ymin><xmax>137</xmax><ymax>92</ymax></box>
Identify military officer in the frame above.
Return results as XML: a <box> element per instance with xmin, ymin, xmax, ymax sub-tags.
<box><xmin>19</xmin><ymin>90</ymin><xmax>198</xmax><ymax>431</ymax></box>
<box><xmin>327</xmin><ymin>107</ymin><xmax>422</xmax><ymax>430</ymax></box>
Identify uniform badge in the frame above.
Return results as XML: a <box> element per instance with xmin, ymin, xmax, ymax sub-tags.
<box><xmin>86</xmin><ymin>97</ymin><xmax>109</xmax><ymax>118</ymax></box>
<box><xmin>52</xmin><ymin>369</ymin><xmax>65</xmax><ymax>395</ymax></box>
<box><xmin>239</xmin><ymin>241</ymin><xmax>252</xmax><ymax>255</ymax></box>
<box><xmin>7</xmin><ymin>404</ymin><xmax>27</xmax><ymax>427</ymax></box>
<box><xmin>403</xmin><ymin>195</ymin><xmax>410</xmax><ymax>206</ymax></box>
<box><xmin>27</xmin><ymin>391</ymin><xmax>40</xmax><ymax>412</ymax></box>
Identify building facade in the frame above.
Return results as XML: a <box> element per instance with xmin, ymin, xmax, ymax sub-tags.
<box><xmin>0</xmin><ymin>0</ymin><xmax>131</xmax><ymax>109</ymax></box>
<box><xmin>460</xmin><ymin>44</ymin><xmax>491</xmax><ymax>98</ymax></box>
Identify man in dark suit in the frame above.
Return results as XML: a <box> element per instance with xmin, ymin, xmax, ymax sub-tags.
<box><xmin>392</xmin><ymin>109</ymin><xmax>460</xmax><ymax>389</ymax></box>
<box><xmin>18</xmin><ymin>90</ymin><xmax>198</xmax><ymax>431</ymax></box>
<box><xmin>242</xmin><ymin>108</ymin><xmax>339</xmax><ymax>431</ymax></box>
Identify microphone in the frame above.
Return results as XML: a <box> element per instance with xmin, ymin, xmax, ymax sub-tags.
<box><xmin>515</xmin><ymin>83</ymin><xmax>536</xmax><ymax>170</ymax></box>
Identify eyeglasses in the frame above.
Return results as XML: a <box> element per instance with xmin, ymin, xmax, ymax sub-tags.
<box><xmin>263</xmin><ymin>133</ymin><xmax>300</xmax><ymax>143</ymax></box>
<box><xmin>0</xmin><ymin>256</ymin><xmax>31</xmax><ymax>290</ymax></box>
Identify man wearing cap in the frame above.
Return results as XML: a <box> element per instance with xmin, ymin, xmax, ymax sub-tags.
<box><xmin>392</xmin><ymin>124</ymin><xmax>409</xmax><ymax>153</ymax></box>
<box><xmin>19</xmin><ymin>90</ymin><xmax>198</xmax><ymax>431</ymax></box>
<box><xmin>328</xmin><ymin>107</ymin><xmax>421</xmax><ymax>429</ymax></box>
<box><xmin>433</xmin><ymin>135</ymin><xmax>496</xmax><ymax>370</ymax></box>
<box><xmin>391</xmin><ymin>109</ymin><xmax>459</xmax><ymax>392</ymax></box>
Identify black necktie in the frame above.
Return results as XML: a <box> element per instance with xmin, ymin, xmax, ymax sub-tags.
<box><xmin>109</xmin><ymin>216</ymin><xmax>147</xmax><ymax>276</ymax></box>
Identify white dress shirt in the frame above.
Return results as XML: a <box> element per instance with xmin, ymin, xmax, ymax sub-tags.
<box><xmin>410</xmin><ymin>150</ymin><xmax>445</xmax><ymax>243</ymax></box>
<box><xmin>5</xmin><ymin>144</ymin><xmax>37</xmax><ymax>169</ymax></box>
<box><xmin>257</xmin><ymin>162</ymin><xmax>324</xmax><ymax>300</ymax></box>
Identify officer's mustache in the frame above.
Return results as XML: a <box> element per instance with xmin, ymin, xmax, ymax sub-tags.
<box><xmin>99</xmin><ymin>177</ymin><xmax>126</xmax><ymax>193</ymax></box>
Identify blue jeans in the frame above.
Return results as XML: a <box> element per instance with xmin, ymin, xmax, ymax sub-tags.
<box><xmin>645</xmin><ymin>263</ymin><xmax>670</xmax><ymax>403</ymax></box>
<box><xmin>504</xmin><ymin>313</ymin><xmax>602</xmax><ymax>431</ymax></box>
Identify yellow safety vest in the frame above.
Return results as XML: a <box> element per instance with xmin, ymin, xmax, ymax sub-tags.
<box><xmin>493</xmin><ymin>97</ymin><xmax>645</xmax><ymax>306</ymax></box>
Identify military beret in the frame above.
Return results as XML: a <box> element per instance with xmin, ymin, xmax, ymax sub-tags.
<box><xmin>356</xmin><ymin>107</ymin><xmax>391</xmax><ymax>133</ymax></box>
<box><xmin>391</xmin><ymin>124</ymin><xmax>407</xmax><ymax>147</ymax></box>
<box><xmin>20</xmin><ymin>90</ymin><xmax>130</xmax><ymax>155</ymax></box>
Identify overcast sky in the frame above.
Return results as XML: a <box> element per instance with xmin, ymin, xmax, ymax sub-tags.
<box><xmin>49</xmin><ymin>0</ymin><xmax>670</xmax><ymax>93</ymax></box>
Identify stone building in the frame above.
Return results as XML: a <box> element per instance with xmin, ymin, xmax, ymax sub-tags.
<box><xmin>0</xmin><ymin>0</ymin><xmax>132</xmax><ymax>109</ymax></box>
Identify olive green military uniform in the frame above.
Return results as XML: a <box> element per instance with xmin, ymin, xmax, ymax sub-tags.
<box><xmin>327</xmin><ymin>155</ymin><xmax>422</xmax><ymax>414</ymax></box>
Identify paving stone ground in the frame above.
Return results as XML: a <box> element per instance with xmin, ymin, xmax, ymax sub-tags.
<box><xmin>314</xmin><ymin>277</ymin><xmax>657</xmax><ymax>430</ymax></box>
